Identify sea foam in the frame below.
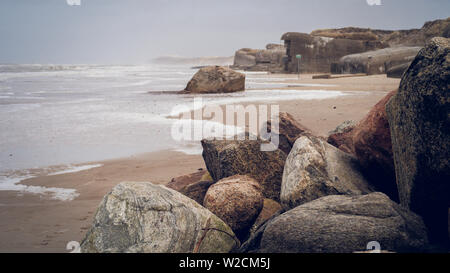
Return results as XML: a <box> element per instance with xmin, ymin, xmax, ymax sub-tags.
<box><xmin>0</xmin><ymin>164</ymin><xmax>102</xmax><ymax>201</ymax></box>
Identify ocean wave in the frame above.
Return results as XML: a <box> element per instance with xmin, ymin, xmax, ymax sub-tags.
<box><xmin>0</xmin><ymin>103</ymin><xmax>42</xmax><ymax>113</ymax></box>
<box><xmin>166</xmin><ymin>89</ymin><xmax>347</xmax><ymax>117</ymax></box>
<box><xmin>127</xmin><ymin>80</ymin><xmax>154</xmax><ymax>87</ymax></box>
<box><xmin>46</xmin><ymin>98</ymin><xmax>106</xmax><ymax>106</ymax></box>
<box><xmin>172</xmin><ymin>144</ymin><xmax>203</xmax><ymax>155</ymax></box>
<box><xmin>0</xmin><ymin>64</ymin><xmax>89</xmax><ymax>73</ymax></box>
<box><xmin>0</xmin><ymin>174</ymin><xmax>79</xmax><ymax>201</ymax></box>
<box><xmin>47</xmin><ymin>164</ymin><xmax>103</xmax><ymax>176</ymax></box>
<box><xmin>170</xmin><ymin>119</ymin><xmax>245</xmax><ymax>141</ymax></box>
<box><xmin>0</xmin><ymin>164</ymin><xmax>102</xmax><ymax>201</ymax></box>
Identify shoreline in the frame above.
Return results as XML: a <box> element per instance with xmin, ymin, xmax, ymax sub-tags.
<box><xmin>0</xmin><ymin>150</ymin><xmax>206</xmax><ymax>253</ymax></box>
<box><xmin>0</xmin><ymin>74</ymin><xmax>400</xmax><ymax>253</ymax></box>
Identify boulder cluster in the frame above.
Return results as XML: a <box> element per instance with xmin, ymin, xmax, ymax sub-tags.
<box><xmin>80</xmin><ymin>37</ymin><xmax>449</xmax><ymax>253</ymax></box>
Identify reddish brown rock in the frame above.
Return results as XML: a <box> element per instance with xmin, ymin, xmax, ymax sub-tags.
<box><xmin>203</xmin><ymin>175</ymin><xmax>264</xmax><ymax>239</ymax></box>
<box><xmin>167</xmin><ymin>170</ymin><xmax>211</xmax><ymax>192</ymax></box>
<box><xmin>327</xmin><ymin>120</ymin><xmax>356</xmax><ymax>154</ymax></box>
<box><xmin>326</xmin><ymin>91</ymin><xmax>398</xmax><ymax>201</ymax></box>
<box><xmin>267</xmin><ymin>112</ymin><xmax>311</xmax><ymax>155</ymax></box>
<box><xmin>352</xmin><ymin>90</ymin><xmax>398</xmax><ymax>201</ymax></box>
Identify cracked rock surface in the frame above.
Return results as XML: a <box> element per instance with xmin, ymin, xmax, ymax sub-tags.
<box><xmin>245</xmin><ymin>192</ymin><xmax>429</xmax><ymax>253</ymax></box>
<box><xmin>81</xmin><ymin>182</ymin><xmax>237</xmax><ymax>253</ymax></box>
<box><xmin>281</xmin><ymin>135</ymin><xmax>372</xmax><ymax>209</ymax></box>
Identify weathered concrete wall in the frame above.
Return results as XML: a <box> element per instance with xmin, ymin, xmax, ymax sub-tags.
<box><xmin>282</xmin><ymin>32</ymin><xmax>387</xmax><ymax>73</ymax></box>
<box><xmin>331</xmin><ymin>46</ymin><xmax>421</xmax><ymax>75</ymax></box>
<box><xmin>231</xmin><ymin>44</ymin><xmax>286</xmax><ymax>73</ymax></box>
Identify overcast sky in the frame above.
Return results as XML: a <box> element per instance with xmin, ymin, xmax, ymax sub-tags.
<box><xmin>0</xmin><ymin>0</ymin><xmax>448</xmax><ymax>64</ymax></box>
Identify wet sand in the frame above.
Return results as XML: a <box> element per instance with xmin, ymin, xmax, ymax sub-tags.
<box><xmin>0</xmin><ymin>74</ymin><xmax>400</xmax><ymax>253</ymax></box>
<box><xmin>0</xmin><ymin>150</ymin><xmax>205</xmax><ymax>253</ymax></box>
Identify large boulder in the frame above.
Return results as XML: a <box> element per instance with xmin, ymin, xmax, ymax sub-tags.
<box><xmin>386</xmin><ymin>37</ymin><xmax>450</xmax><ymax>246</ymax></box>
<box><xmin>184</xmin><ymin>66</ymin><xmax>245</xmax><ymax>93</ymax></box>
<box><xmin>267</xmin><ymin>112</ymin><xmax>311</xmax><ymax>155</ymax></box>
<box><xmin>281</xmin><ymin>135</ymin><xmax>372</xmax><ymax>209</ymax></box>
<box><xmin>245</xmin><ymin>193</ymin><xmax>429</xmax><ymax>253</ymax></box>
<box><xmin>201</xmin><ymin>138</ymin><xmax>287</xmax><ymax>202</ymax></box>
<box><xmin>203</xmin><ymin>175</ymin><xmax>264</xmax><ymax>239</ymax></box>
<box><xmin>352</xmin><ymin>90</ymin><xmax>398</xmax><ymax>201</ymax></box>
<box><xmin>81</xmin><ymin>182</ymin><xmax>237</xmax><ymax>253</ymax></box>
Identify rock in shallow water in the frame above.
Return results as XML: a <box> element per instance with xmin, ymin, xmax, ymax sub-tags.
<box><xmin>245</xmin><ymin>193</ymin><xmax>429</xmax><ymax>253</ymax></box>
<box><xmin>184</xmin><ymin>66</ymin><xmax>245</xmax><ymax>93</ymax></box>
<box><xmin>81</xmin><ymin>182</ymin><xmax>237</xmax><ymax>253</ymax></box>
<box><xmin>281</xmin><ymin>135</ymin><xmax>373</xmax><ymax>210</ymax></box>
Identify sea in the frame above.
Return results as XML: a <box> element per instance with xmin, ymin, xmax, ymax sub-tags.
<box><xmin>0</xmin><ymin>63</ymin><xmax>345</xmax><ymax>200</ymax></box>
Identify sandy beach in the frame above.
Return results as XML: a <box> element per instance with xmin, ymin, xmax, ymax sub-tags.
<box><xmin>0</xmin><ymin>74</ymin><xmax>400</xmax><ymax>253</ymax></box>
